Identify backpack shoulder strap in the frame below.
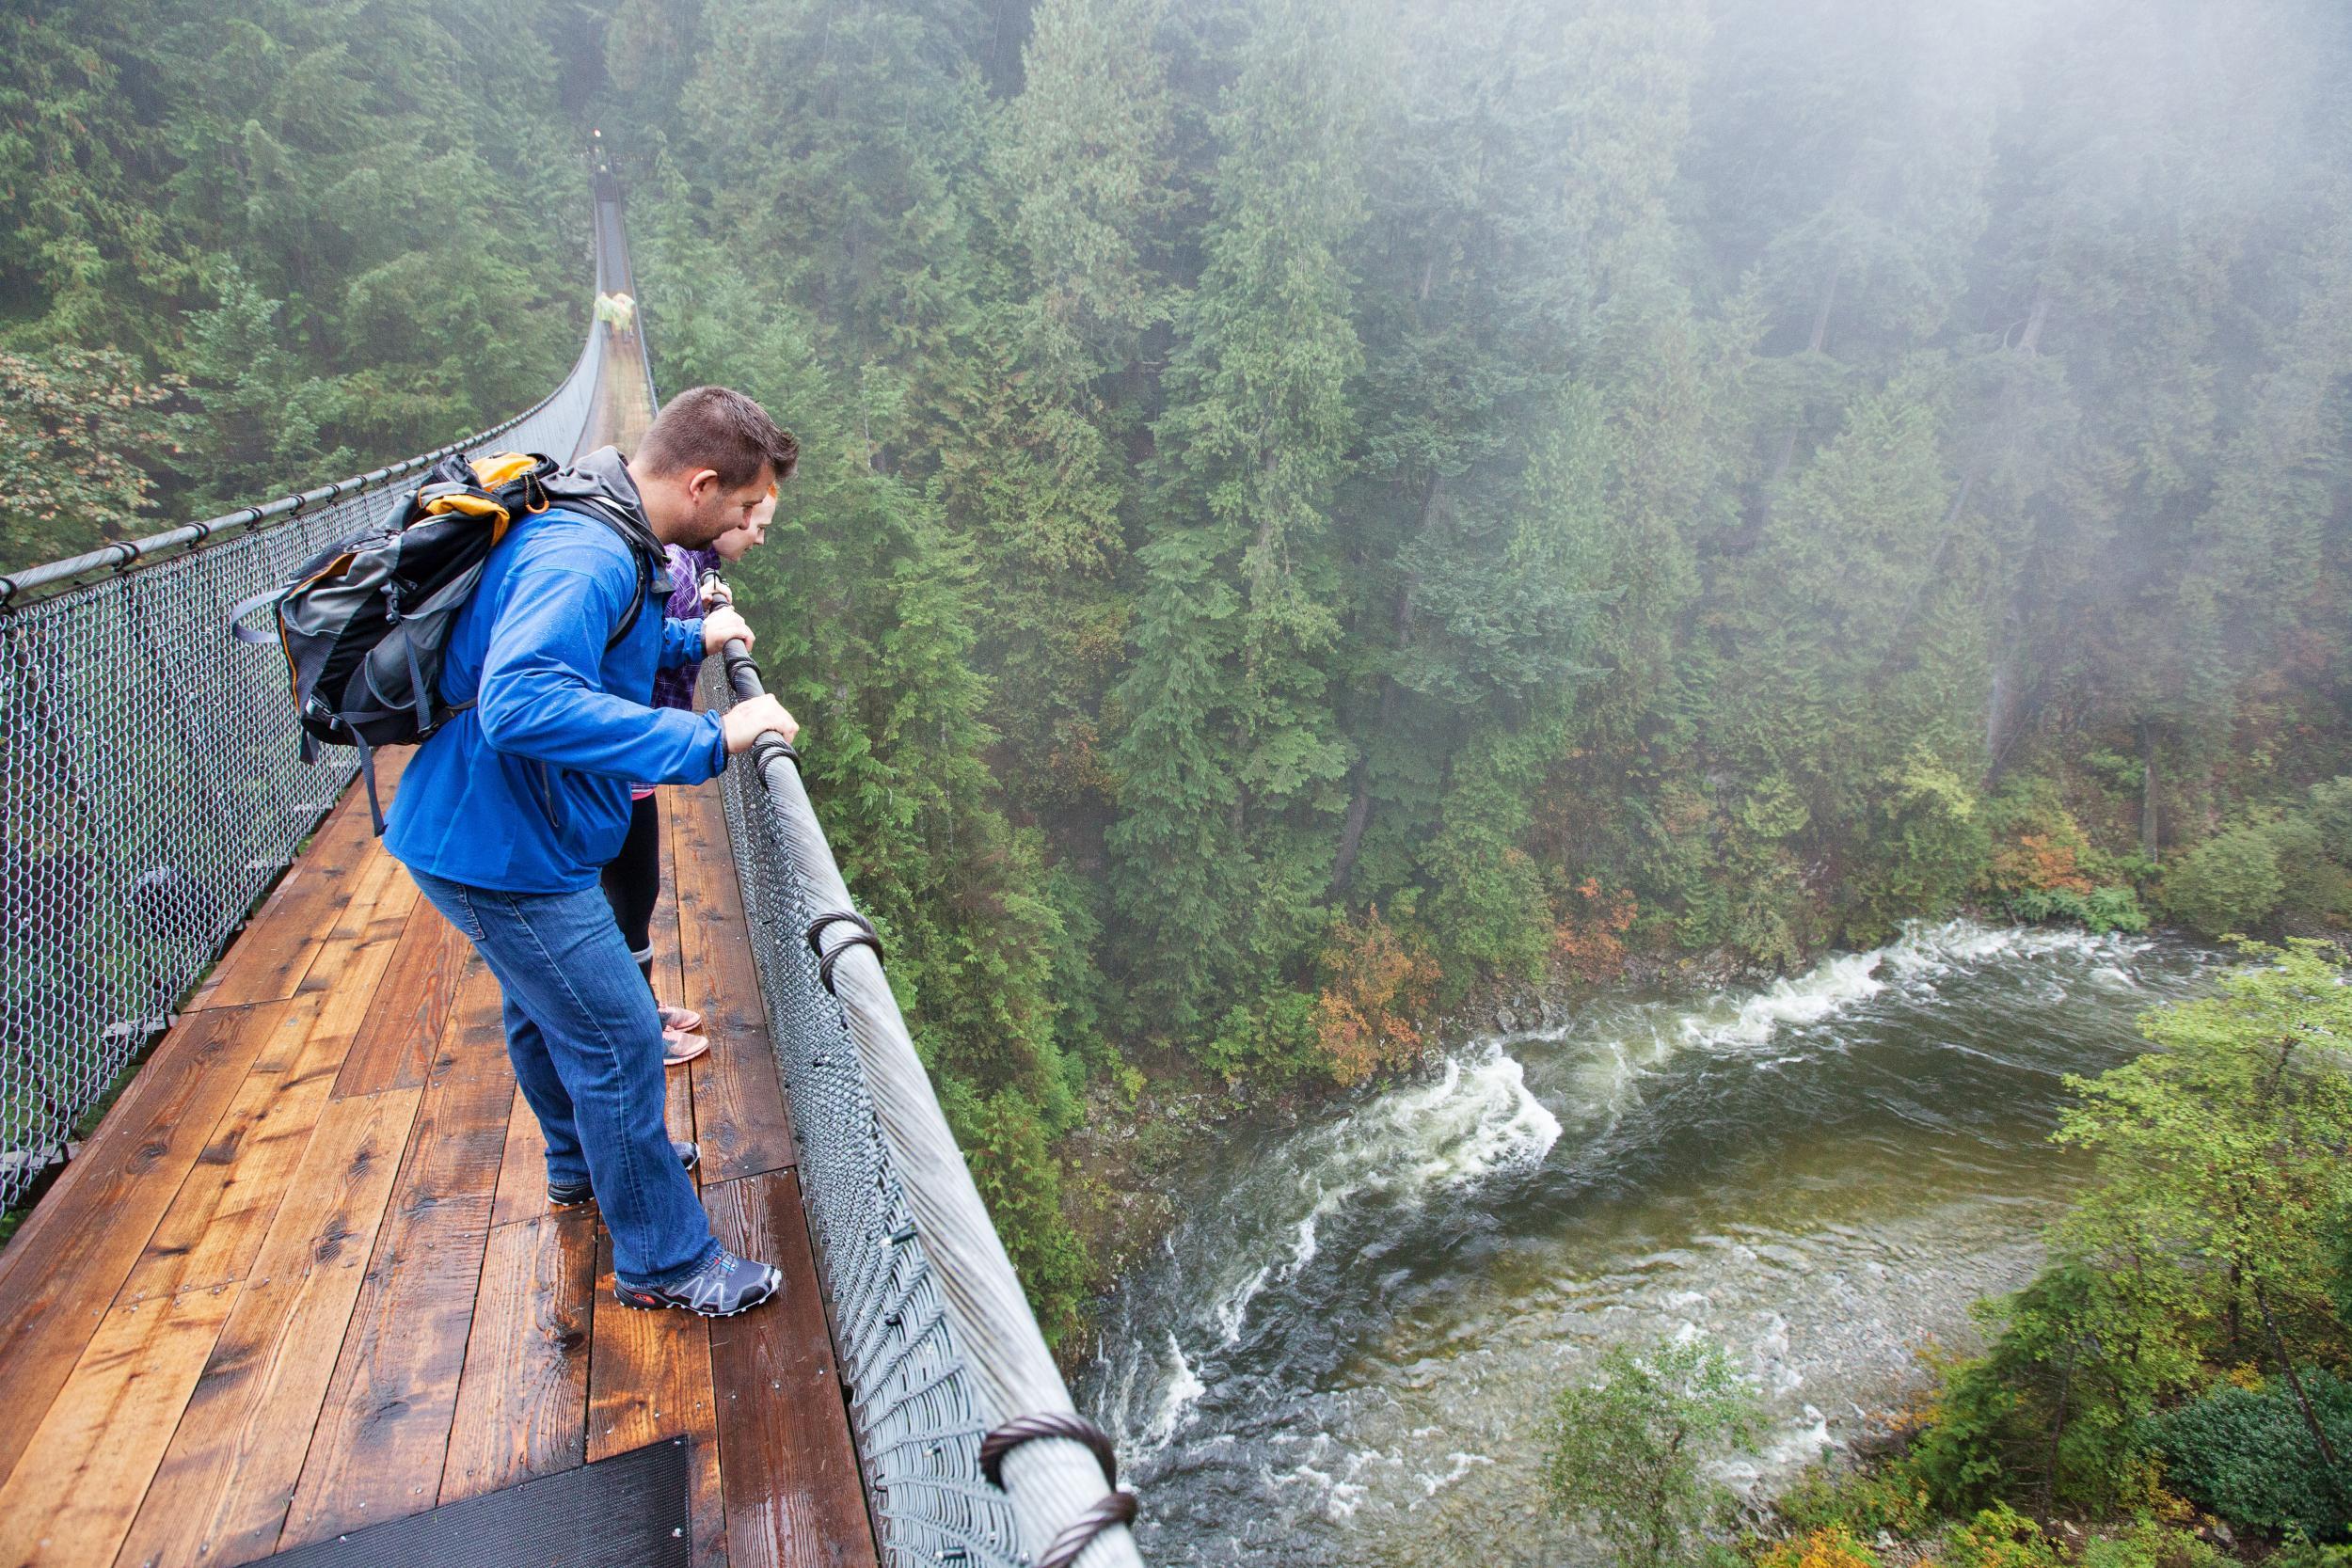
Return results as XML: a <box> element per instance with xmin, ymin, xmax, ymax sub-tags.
<box><xmin>607</xmin><ymin>552</ymin><xmax>650</xmax><ymax>653</ymax></box>
<box><xmin>551</xmin><ymin>495</ymin><xmax>657</xmax><ymax>652</ymax></box>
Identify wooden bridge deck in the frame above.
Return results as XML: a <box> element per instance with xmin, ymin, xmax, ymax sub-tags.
<box><xmin>0</xmin><ymin>755</ymin><xmax>878</xmax><ymax>1568</ymax></box>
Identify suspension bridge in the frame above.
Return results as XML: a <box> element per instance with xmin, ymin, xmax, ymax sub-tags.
<box><xmin>0</xmin><ymin>159</ymin><xmax>1141</xmax><ymax>1568</ymax></box>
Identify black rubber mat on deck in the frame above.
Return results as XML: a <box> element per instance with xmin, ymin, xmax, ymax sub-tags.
<box><xmin>268</xmin><ymin>1437</ymin><xmax>691</xmax><ymax>1568</ymax></box>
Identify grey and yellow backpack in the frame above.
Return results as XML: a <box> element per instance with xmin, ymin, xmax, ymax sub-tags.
<box><xmin>234</xmin><ymin>451</ymin><xmax>645</xmax><ymax>832</ymax></box>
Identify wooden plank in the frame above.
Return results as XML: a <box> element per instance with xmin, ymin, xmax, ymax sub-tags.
<box><xmin>656</xmin><ymin>793</ymin><xmax>697</xmax><ymax>1148</ymax></box>
<box><xmin>114</xmin><ymin>994</ymin><xmax>330</xmax><ymax>1306</ymax></box>
<box><xmin>297</xmin><ymin>843</ymin><xmax>419</xmax><ymax>1040</ymax></box>
<box><xmin>332</xmin><ymin>899</ymin><xmax>473</xmax><ymax>1099</ymax></box>
<box><xmin>187</xmin><ymin>790</ymin><xmax>378</xmax><ymax>1012</ymax></box>
<box><xmin>589</xmin><ymin>1233</ymin><xmax>727</xmax><ymax>1568</ymax></box>
<box><xmin>672</xmin><ymin>783</ymin><xmax>795</xmax><ymax>1181</ymax></box>
<box><xmin>112</xmin><ymin>1087</ymin><xmax>422</xmax><ymax>1568</ymax></box>
<box><xmin>277</xmin><ymin>967</ymin><xmax>512</xmax><ymax>1551</ymax></box>
<box><xmin>0</xmin><ymin>1282</ymin><xmax>242</xmax><ymax>1568</ymax></box>
<box><xmin>437</xmin><ymin>1211</ymin><xmax>596</xmax><ymax>1505</ymax></box>
<box><xmin>0</xmin><ymin>1002</ymin><xmax>289</xmax><ymax>1486</ymax></box>
<box><xmin>117</xmin><ymin>841</ymin><xmax>427</xmax><ymax>1309</ymax></box>
<box><xmin>488</xmin><ymin>1079</ymin><xmax>554</xmax><ymax>1230</ymax></box>
<box><xmin>117</xmin><ymin>844</ymin><xmax>425</xmax><ymax>1309</ymax></box>
<box><xmin>707</xmin><ymin>1171</ymin><xmax>875</xmax><ymax>1568</ymax></box>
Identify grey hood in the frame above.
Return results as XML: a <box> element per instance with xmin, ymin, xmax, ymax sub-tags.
<box><xmin>540</xmin><ymin>444</ymin><xmax>665</xmax><ymax>571</ymax></box>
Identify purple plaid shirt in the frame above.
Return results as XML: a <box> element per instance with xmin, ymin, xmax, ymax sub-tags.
<box><xmin>628</xmin><ymin>545</ymin><xmax>719</xmax><ymax>799</ymax></box>
<box><xmin>649</xmin><ymin>544</ymin><xmax>719</xmax><ymax>712</ymax></box>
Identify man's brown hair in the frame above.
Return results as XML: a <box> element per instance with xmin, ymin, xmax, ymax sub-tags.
<box><xmin>636</xmin><ymin>385</ymin><xmax>799</xmax><ymax>489</ymax></box>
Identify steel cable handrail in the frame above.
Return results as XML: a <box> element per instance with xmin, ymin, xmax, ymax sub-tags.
<box><xmin>702</xmin><ymin>594</ymin><xmax>1143</xmax><ymax>1568</ymax></box>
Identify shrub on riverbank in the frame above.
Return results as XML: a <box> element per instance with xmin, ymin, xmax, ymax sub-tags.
<box><xmin>2161</xmin><ymin>824</ymin><xmax>2289</xmax><ymax>937</ymax></box>
<box><xmin>2148</xmin><ymin>1370</ymin><xmax>2352</xmax><ymax>1541</ymax></box>
<box><xmin>1978</xmin><ymin>779</ymin><xmax>2148</xmax><ymax>937</ymax></box>
<box><xmin>1540</xmin><ymin>1338</ymin><xmax>1765</xmax><ymax>1568</ymax></box>
<box><xmin>1741</xmin><ymin>942</ymin><xmax>2352</xmax><ymax>1568</ymax></box>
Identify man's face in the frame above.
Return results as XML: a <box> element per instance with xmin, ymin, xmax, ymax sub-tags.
<box><xmin>675</xmin><ymin>466</ymin><xmax>775</xmax><ymax>549</ymax></box>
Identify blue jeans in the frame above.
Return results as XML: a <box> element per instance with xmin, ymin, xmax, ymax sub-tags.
<box><xmin>407</xmin><ymin>866</ymin><xmax>718</xmax><ymax>1288</ymax></box>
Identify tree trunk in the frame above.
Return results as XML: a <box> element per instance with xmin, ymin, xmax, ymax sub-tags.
<box><xmin>2137</xmin><ymin>718</ymin><xmax>2160</xmax><ymax>863</ymax></box>
<box><xmin>1329</xmin><ymin>474</ymin><xmax>1443</xmax><ymax>897</ymax></box>
<box><xmin>2039</xmin><ymin>1345</ymin><xmax>2074</xmax><ymax>1518</ymax></box>
<box><xmin>1767</xmin><ymin>263</ymin><xmax>1841</xmax><ymax>486</ymax></box>
<box><xmin>2017</xmin><ymin>287</ymin><xmax>2050</xmax><ymax>355</ymax></box>
<box><xmin>2253</xmin><ymin>1277</ymin><xmax>2347</xmax><ymax>1493</ymax></box>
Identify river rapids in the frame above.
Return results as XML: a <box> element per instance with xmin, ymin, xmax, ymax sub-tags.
<box><xmin>1082</xmin><ymin>921</ymin><xmax>2219</xmax><ymax>1567</ymax></box>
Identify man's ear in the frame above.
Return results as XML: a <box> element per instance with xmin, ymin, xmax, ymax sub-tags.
<box><xmin>685</xmin><ymin>467</ymin><xmax>723</xmax><ymax>502</ymax></box>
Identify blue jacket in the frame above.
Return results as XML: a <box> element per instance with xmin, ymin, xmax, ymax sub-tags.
<box><xmin>385</xmin><ymin>506</ymin><xmax>728</xmax><ymax>892</ymax></box>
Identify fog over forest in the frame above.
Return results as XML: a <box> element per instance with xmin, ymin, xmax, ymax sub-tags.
<box><xmin>6</xmin><ymin>0</ymin><xmax>2352</xmax><ymax>1370</ymax></box>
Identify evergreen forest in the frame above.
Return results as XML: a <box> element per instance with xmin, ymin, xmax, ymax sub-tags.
<box><xmin>9</xmin><ymin>0</ymin><xmax>2352</xmax><ymax>1386</ymax></box>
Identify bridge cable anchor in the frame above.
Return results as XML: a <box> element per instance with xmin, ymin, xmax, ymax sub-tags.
<box><xmin>978</xmin><ymin>1412</ymin><xmax>1136</xmax><ymax>1568</ymax></box>
<box><xmin>806</xmin><ymin>911</ymin><xmax>883</xmax><ymax>995</ymax></box>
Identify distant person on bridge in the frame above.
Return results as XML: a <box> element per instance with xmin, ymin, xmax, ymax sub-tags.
<box><xmin>383</xmin><ymin>386</ymin><xmax>801</xmax><ymax>1318</ymax></box>
<box><xmin>602</xmin><ymin>481</ymin><xmax>778</xmax><ymax>1066</ymax></box>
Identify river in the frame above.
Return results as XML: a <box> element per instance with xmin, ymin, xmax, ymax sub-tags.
<box><xmin>1083</xmin><ymin>920</ymin><xmax>2220</xmax><ymax>1567</ymax></box>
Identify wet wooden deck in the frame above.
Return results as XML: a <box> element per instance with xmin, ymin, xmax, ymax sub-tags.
<box><xmin>0</xmin><ymin>755</ymin><xmax>879</xmax><ymax>1568</ymax></box>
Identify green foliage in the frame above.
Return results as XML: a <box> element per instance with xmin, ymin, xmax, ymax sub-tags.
<box><xmin>2273</xmin><ymin>1540</ymin><xmax>2352</xmax><ymax>1568</ymax></box>
<box><xmin>1846</xmin><ymin>749</ymin><xmax>1989</xmax><ymax>942</ymax></box>
<box><xmin>2004</xmin><ymin>885</ymin><xmax>2150</xmax><ymax>937</ymax></box>
<box><xmin>1902</xmin><ymin>942</ymin><xmax>2352</xmax><ymax>1519</ymax></box>
<box><xmin>0</xmin><ymin>0</ymin><xmax>585</xmax><ymax>569</ymax></box>
<box><xmin>2076</xmin><ymin>1519</ymin><xmax>2226</xmax><ymax>1568</ymax></box>
<box><xmin>0</xmin><ymin>346</ymin><xmax>178</xmax><ymax>564</ymax></box>
<box><xmin>1753</xmin><ymin>1524</ymin><xmax>1883</xmax><ymax>1568</ymax></box>
<box><xmin>2307</xmin><ymin>779</ymin><xmax>2352</xmax><ymax>866</ymax></box>
<box><xmin>953</xmin><ymin>1087</ymin><xmax>1095</xmax><ymax>1349</ymax></box>
<box><xmin>1939</xmin><ymin>1505</ymin><xmax>2064</xmax><ymax>1568</ymax></box>
<box><xmin>2148</xmin><ymin>1370</ymin><xmax>2352</xmax><ymax>1541</ymax></box>
<box><xmin>1772</xmin><ymin>1456</ymin><xmax>1934</xmax><ymax>1541</ymax></box>
<box><xmin>1538</xmin><ymin>1338</ymin><xmax>1765</xmax><ymax>1568</ymax></box>
<box><xmin>2162</xmin><ymin>824</ymin><xmax>2288</xmax><ymax>938</ymax></box>
<box><xmin>2271</xmin><ymin>815</ymin><xmax>2352</xmax><ymax>928</ymax></box>
<box><xmin>1201</xmin><ymin>990</ymin><xmax>1320</xmax><ymax>1091</ymax></box>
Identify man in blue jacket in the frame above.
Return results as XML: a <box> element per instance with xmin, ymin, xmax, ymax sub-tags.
<box><xmin>387</xmin><ymin>386</ymin><xmax>800</xmax><ymax>1316</ymax></box>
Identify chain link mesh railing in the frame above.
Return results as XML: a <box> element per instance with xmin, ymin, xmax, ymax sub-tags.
<box><xmin>710</xmin><ymin>662</ymin><xmax>1029</xmax><ymax>1566</ymax></box>
<box><xmin>702</xmin><ymin>643</ymin><xmax>1141</xmax><ymax>1568</ymax></box>
<box><xmin>0</xmin><ymin>325</ymin><xmax>604</xmax><ymax>1211</ymax></box>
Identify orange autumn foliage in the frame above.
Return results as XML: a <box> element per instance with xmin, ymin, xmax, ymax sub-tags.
<box><xmin>1312</xmin><ymin>908</ymin><xmax>1442</xmax><ymax>1087</ymax></box>
<box><xmin>1551</xmin><ymin>878</ymin><xmax>1638</xmax><ymax>981</ymax></box>
<box><xmin>1987</xmin><ymin>832</ymin><xmax>2094</xmax><ymax>895</ymax></box>
<box><xmin>1756</xmin><ymin>1527</ymin><xmax>1883</xmax><ymax>1568</ymax></box>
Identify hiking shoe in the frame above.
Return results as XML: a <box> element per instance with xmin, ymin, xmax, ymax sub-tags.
<box><xmin>547</xmin><ymin>1140</ymin><xmax>700</xmax><ymax>1208</ymax></box>
<box><xmin>613</xmin><ymin>1246</ymin><xmax>782</xmax><ymax>1318</ymax></box>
